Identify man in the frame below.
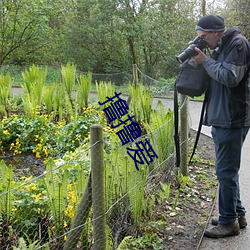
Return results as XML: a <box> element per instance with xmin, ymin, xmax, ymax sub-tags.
<box><xmin>192</xmin><ymin>15</ymin><xmax>250</xmax><ymax>238</ymax></box>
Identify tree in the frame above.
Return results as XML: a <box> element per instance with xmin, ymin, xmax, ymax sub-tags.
<box><xmin>63</xmin><ymin>0</ymin><xmax>131</xmax><ymax>74</ymax></box>
<box><xmin>0</xmin><ymin>0</ymin><xmax>230</xmax><ymax>79</ymax></box>
<box><xmin>220</xmin><ymin>0</ymin><xmax>250</xmax><ymax>39</ymax></box>
<box><xmin>66</xmin><ymin>0</ymin><xmax>199</xmax><ymax>78</ymax></box>
<box><xmin>0</xmin><ymin>0</ymin><xmax>49</xmax><ymax>65</ymax></box>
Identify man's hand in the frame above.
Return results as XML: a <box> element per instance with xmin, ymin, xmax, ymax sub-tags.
<box><xmin>192</xmin><ymin>47</ymin><xmax>207</xmax><ymax>64</ymax></box>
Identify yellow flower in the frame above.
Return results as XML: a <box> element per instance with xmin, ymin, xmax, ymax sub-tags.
<box><xmin>3</xmin><ymin>130</ymin><xmax>9</xmax><ymax>135</ymax></box>
<box><xmin>26</xmin><ymin>183</ymin><xmax>37</xmax><ymax>191</ymax></box>
<box><xmin>36</xmin><ymin>152</ymin><xmax>41</xmax><ymax>159</ymax></box>
<box><xmin>43</xmin><ymin>147</ymin><xmax>49</xmax><ymax>157</ymax></box>
<box><xmin>71</xmin><ymin>195</ymin><xmax>76</xmax><ymax>204</ymax></box>
<box><xmin>14</xmin><ymin>149</ymin><xmax>22</xmax><ymax>155</ymax></box>
<box><xmin>10</xmin><ymin>143</ymin><xmax>14</xmax><ymax>150</ymax></box>
<box><xmin>65</xmin><ymin>205</ymin><xmax>74</xmax><ymax>218</ymax></box>
<box><xmin>32</xmin><ymin>193</ymin><xmax>42</xmax><ymax>201</ymax></box>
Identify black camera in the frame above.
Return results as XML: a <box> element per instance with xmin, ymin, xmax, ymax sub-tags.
<box><xmin>176</xmin><ymin>36</ymin><xmax>208</xmax><ymax>64</ymax></box>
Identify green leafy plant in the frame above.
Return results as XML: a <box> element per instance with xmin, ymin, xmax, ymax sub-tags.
<box><xmin>104</xmin><ymin>131</ymin><xmax>150</xmax><ymax>248</ymax></box>
<box><xmin>60</xmin><ymin>62</ymin><xmax>76</xmax><ymax>102</ymax></box>
<box><xmin>172</xmin><ymin>190</ymin><xmax>180</xmax><ymax>210</ymax></box>
<box><xmin>0</xmin><ymin>107</ymin><xmax>104</xmax><ymax>158</ymax></box>
<box><xmin>117</xmin><ymin>233</ymin><xmax>163</xmax><ymax>250</ymax></box>
<box><xmin>0</xmin><ymin>161</ymin><xmax>15</xmax><ymax>222</ymax></box>
<box><xmin>96</xmin><ymin>81</ymin><xmax>116</xmax><ymax>110</ymax></box>
<box><xmin>129</xmin><ymin>83</ymin><xmax>153</xmax><ymax>124</ymax></box>
<box><xmin>0</xmin><ymin>76</ymin><xmax>179</xmax><ymax>248</ymax></box>
<box><xmin>0</xmin><ymin>161</ymin><xmax>17</xmax><ymax>248</ymax></box>
<box><xmin>158</xmin><ymin>182</ymin><xmax>171</xmax><ymax>203</ymax></box>
<box><xmin>13</xmin><ymin>236</ymin><xmax>44</xmax><ymax>250</ymax></box>
<box><xmin>21</xmin><ymin>65</ymin><xmax>47</xmax><ymax>118</ymax></box>
<box><xmin>178</xmin><ymin>173</ymin><xmax>191</xmax><ymax>189</ymax></box>
<box><xmin>76</xmin><ymin>72</ymin><xmax>92</xmax><ymax>112</ymax></box>
<box><xmin>0</xmin><ymin>73</ymin><xmax>12</xmax><ymax>117</ymax></box>
<box><xmin>43</xmin><ymin>84</ymin><xmax>56</xmax><ymax>114</ymax></box>
<box><xmin>144</xmin><ymin>100</ymin><xmax>174</xmax><ymax>162</ymax></box>
<box><xmin>12</xmin><ymin>176</ymin><xmax>48</xmax><ymax>241</ymax></box>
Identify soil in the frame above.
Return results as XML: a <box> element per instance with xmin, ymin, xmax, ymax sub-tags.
<box><xmin>0</xmin><ymin>152</ymin><xmax>45</xmax><ymax>180</ymax></box>
<box><xmin>158</xmin><ymin>130</ymin><xmax>217</xmax><ymax>250</ymax></box>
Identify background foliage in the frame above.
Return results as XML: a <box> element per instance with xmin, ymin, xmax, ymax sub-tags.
<box><xmin>1</xmin><ymin>0</ymin><xmax>248</xmax><ymax>80</ymax></box>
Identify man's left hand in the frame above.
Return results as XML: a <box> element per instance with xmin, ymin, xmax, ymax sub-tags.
<box><xmin>192</xmin><ymin>47</ymin><xmax>207</xmax><ymax>64</ymax></box>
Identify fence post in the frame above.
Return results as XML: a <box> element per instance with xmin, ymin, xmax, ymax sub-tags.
<box><xmin>91</xmin><ymin>124</ymin><xmax>106</xmax><ymax>250</ymax></box>
<box><xmin>133</xmin><ymin>64</ymin><xmax>138</xmax><ymax>85</ymax></box>
<box><xmin>63</xmin><ymin>175</ymin><xmax>92</xmax><ymax>250</ymax></box>
<box><xmin>180</xmin><ymin>94</ymin><xmax>188</xmax><ymax>176</ymax></box>
<box><xmin>127</xmin><ymin>64</ymin><xmax>138</xmax><ymax>106</ymax></box>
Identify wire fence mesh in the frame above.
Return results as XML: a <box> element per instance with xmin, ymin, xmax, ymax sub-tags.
<box><xmin>0</xmin><ymin>66</ymin><xmax>191</xmax><ymax>249</ymax></box>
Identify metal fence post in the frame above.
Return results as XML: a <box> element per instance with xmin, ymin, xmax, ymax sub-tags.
<box><xmin>91</xmin><ymin>124</ymin><xmax>106</xmax><ymax>250</ymax></box>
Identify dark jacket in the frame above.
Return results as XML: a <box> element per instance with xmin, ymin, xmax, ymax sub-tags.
<box><xmin>203</xmin><ymin>26</ymin><xmax>250</xmax><ymax>128</ymax></box>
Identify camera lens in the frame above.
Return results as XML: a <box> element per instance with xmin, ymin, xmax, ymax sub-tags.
<box><xmin>176</xmin><ymin>44</ymin><xmax>198</xmax><ymax>63</ymax></box>
<box><xmin>176</xmin><ymin>36</ymin><xmax>208</xmax><ymax>63</ymax></box>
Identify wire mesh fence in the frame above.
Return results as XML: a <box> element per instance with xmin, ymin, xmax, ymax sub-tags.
<box><xmin>0</xmin><ymin>65</ymin><xmax>191</xmax><ymax>249</ymax></box>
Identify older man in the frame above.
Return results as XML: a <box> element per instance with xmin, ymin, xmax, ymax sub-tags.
<box><xmin>192</xmin><ymin>15</ymin><xmax>250</xmax><ymax>238</ymax></box>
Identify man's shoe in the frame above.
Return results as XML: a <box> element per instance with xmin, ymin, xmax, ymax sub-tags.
<box><xmin>238</xmin><ymin>215</ymin><xmax>248</xmax><ymax>228</ymax></box>
<box><xmin>204</xmin><ymin>222</ymin><xmax>240</xmax><ymax>238</ymax></box>
<box><xmin>211</xmin><ymin>214</ymin><xmax>247</xmax><ymax>229</ymax></box>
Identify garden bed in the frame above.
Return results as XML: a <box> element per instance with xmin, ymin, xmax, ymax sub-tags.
<box><xmin>0</xmin><ymin>129</ymin><xmax>217</xmax><ymax>250</ymax></box>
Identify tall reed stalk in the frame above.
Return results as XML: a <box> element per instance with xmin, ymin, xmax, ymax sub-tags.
<box><xmin>129</xmin><ymin>83</ymin><xmax>152</xmax><ymax>124</ymax></box>
<box><xmin>0</xmin><ymin>161</ymin><xmax>14</xmax><ymax>222</ymax></box>
<box><xmin>43</xmin><ymin>159</ymin><xmax>68</xmax><ymax>232</ymax></box>
<box><xmin>105</xmin><ymin>134</ymin><xmax>148</xmax><ymax>227</ymax></box>
<box><xmin>21</xmin><ymin>65</ymin><xmax>47</xmax><ymax>118</ymax></box>
<box><xmin>76</xmin><ymin>72</ymin><xmax>92</xmax><ymax>113</ymax></box>
<box><xmin>52</xmin><ymin>82</ymin><xmax>73</xmax><ymax>122</ymax></box>
<box><xmin>61</xmin><ymin>63</ymin><xmax>76</xmax><ymax>102</ymax></box>
<box><xmin>145</xmin><ymin>100</ymin><xmax>174</xmax><ymax>162</ymax></box>
<box><xmin>0</xmin><ymin>73</ymin><xmax>12</xmax><ymax>116</ymax></box>
<box><xmin>43</xmin><ymin>84</ymin><xmax>56</xmax><ymax>114</ymax></box>
<box><xmin>96</xmin><ymin>81</ymin><xmax>116</xmax><ymax>110</ymax></box>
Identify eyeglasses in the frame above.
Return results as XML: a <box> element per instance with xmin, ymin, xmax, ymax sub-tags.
<box><xmin>199</xmin><ymin>32</ymin><xmax>214</xmax><ymax>40</ymax></box>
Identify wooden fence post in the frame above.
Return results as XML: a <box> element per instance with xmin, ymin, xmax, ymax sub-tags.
<box><xmin>127</xmin><ymin>64</ymin><xmax>138</xmax><ymax>106</ymax></box>
<box><xmin>133</xmin><ymin>64</ymin><xmax>138</xmax><ymax>85</ymax></box>
<box><xmin>91</xmin><ymin>124</ymin><xmax>106</xmax><ymax>250</ymax></box>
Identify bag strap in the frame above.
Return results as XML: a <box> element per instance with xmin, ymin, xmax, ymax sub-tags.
<box><xmin>174</xmin><ymin>80</ymin><xmax>180</xmax><ymax>168</ymax></box>
<box><xmin>189</xmin><ymin>91</ymin><xmax>208</xmax><ymax>164</ymax></box>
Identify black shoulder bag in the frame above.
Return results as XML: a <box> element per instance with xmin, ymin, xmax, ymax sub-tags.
<box><xmin>175</xmin><ymin>58</ymin><xmax>208</xmax><ymax>97</ymax></box>
<box><xmin>174</xmin><ymin>58</ymin><xmax>210</xmax><ymax>168</ymax></box>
